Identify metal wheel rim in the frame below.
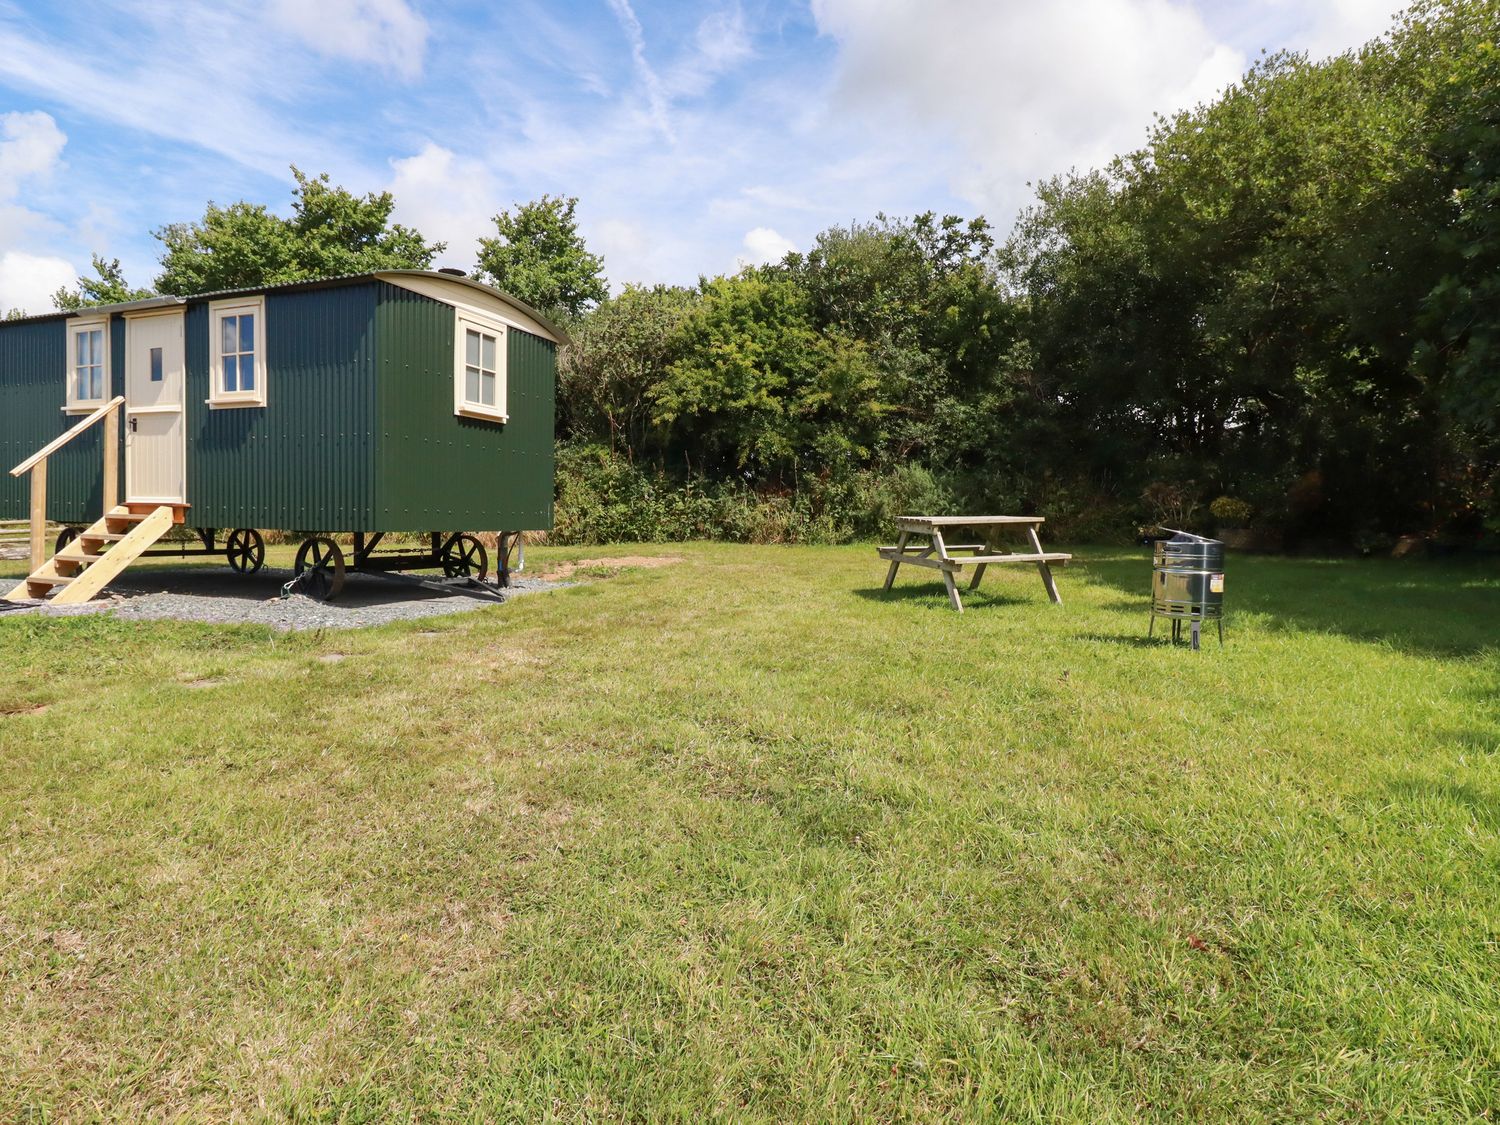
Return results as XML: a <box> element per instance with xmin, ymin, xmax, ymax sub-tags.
<box><xmin>443</xmin><ymin>533</ymin><xmax>488</xmax><ymax>579</ymax></box>
<box><xmin>295</xmin><ymin>536</ymin><xmax>346</xmax><ymax>601</ymax></box>
<box><xmin>226</xmin><ymin>528</ymin><xmax>265</xmax><ymax>575</ymax></box>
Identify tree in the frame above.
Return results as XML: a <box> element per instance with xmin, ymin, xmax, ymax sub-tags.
<box><xmin>651</xmin><ymin>269</ymin><xmax>884</xmax><ymax>481</ymax></box>
<box><xmin>154</xmin><ymin>201</ymin><xmax>294</xmax><ymax>295</ymax></box>
<box><xmin>558</xmin><ymin>284</ymin><xmax>699</xmax><ymax>458</ymax></box>
<box><xmin>1418</xmin><ymin>27</ymin><xmax>1500</xmax><ymax>435</ymax></box>
<box><xmin>791</xmin><ymin>212</ymin><xmax>1017</xmax><ymax>467</ymax></box>
<box><xmin>1005</xmin><ymin>3</ymin><xmax>1497</xmax><ymax>540</ymax></box>
<box><xmin>288</xmin><ymin>168</ymin><xmax>446</xmax><ymax>280</ymax></box>
<box><xmin>473</xmin><ymin>195</ymin><xmax>607</xmax><ymax>320</ymax></box>
<box><xmin>51</xmin><ymin>255</ymin><xmax>155</xmax><ymax>311</ymax></box>
<box><xmin>154</xmin><ymin>167</ymin><xmax>444</xmax><ymax>295</ymax></box>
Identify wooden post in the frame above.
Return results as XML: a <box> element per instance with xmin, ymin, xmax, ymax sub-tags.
<box><xmin>29</xmin><ymin>457</ymin><xmax>46</xmax><ymax>573</ymax></box>
<box><xmin>102</xmin><ymin>403</ymin><xmax>119</xmax><ymax>514</ymax></box>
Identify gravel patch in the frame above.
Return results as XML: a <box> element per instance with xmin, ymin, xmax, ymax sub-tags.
<box><xmin>0</xmin><ymin>566</ymin><xmax>564</xmax><ymax>631</ymax></box>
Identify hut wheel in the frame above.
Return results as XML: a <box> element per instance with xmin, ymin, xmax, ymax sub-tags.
<box><xmin>442</xmin><ymin>533</ymin><xmax>489</xmax><ymax>580</ymax></box>
<box><xmin>294</xmin><ymin>536</ymin><xmax>346</xmax><ymax>601</ymax></box>
<box><xmin>226</xmin><ymin>528</ymin><xmax>266</xmax><ymax>575</ymax></box>
<box><xmin>54</xmin><ymin>526</ymin><xmax>78</xmax><ymax>554</ymax></box>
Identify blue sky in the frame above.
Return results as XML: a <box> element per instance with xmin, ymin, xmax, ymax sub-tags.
<box><xmin>0</xmin><ymin>0</ymin><xmax>1400</xmax><ymax>313</ymax></box>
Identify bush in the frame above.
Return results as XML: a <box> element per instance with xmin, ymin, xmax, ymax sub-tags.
<box><xmin>553</xmin><ymin>446</ymin><xmax>969</xmax><ymax>546</ymax></box>
<box><xmin>1140</xmin><ymin>481</ymin><xmax>1201</xmax><ymax>533</ymax></box>
<box><xmin>1209</xmin><ymin>496</ymin><xmax>1254</xmax><ymax>527</ymax></box>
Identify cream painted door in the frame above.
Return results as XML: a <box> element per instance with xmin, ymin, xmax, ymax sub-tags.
<box><xmin>125</xmin><ymin>311</ymin><xmax>186</xmax><ymax>503</ymax></box>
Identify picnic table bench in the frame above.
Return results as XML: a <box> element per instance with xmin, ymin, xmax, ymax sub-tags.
<box><xmin>878</xmin><ymin>515</ymin><xmax>1071</xmax><ymax>613</ymax></box>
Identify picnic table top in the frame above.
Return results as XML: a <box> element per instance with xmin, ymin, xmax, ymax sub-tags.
<box><xmin>897</xmin><ymin>514</ymin><xmax>1045</xmax><ymax>528</ymax></box>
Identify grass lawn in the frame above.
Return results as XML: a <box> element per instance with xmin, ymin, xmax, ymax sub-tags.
<box><xmin>1</xmin><ymin>543</ymin><xmax>1497</xmax><ymax>1121</ymax></box>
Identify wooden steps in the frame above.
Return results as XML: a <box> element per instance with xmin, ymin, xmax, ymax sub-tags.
<box><xmin>3</xmin><ymin>505</ymin><xmax>176</xmax><ymax>604</ymax></box>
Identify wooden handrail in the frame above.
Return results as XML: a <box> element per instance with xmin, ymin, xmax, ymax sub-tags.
<box><xmin>9</xmin><ymin>395</ymin><xmax>125</xmax><ymax>477</ymax></box>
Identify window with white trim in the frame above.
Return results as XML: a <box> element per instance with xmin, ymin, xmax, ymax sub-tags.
<box><xmin>65</xmin><ymin>318</ymin><xmax>109</xmax><ymax>412</ymax></box>
<box><xmin>208</xmin><ymin>297</ymin><xmax>267</xmax><ymax>407</ymax></box>
<box><xmin>454</xmin><ymin>316</ymin><xmax>507</xmax><ymax>422</ymax></box>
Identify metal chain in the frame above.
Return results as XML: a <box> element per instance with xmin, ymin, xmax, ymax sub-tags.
<box><xmin>279</xmin><ymin>569</ymin><xmax>308</xmax><ymax>601</ymax></box>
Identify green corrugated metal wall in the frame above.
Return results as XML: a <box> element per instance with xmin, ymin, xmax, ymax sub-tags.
<box><xmin>185</xmin><ymin>285</ymin><xmax>380</xmax><ymax>530</ymax></box>
<box><xmin>374</xmin><ymin>283</ymin><xmax>555</xmax><ymax>531</ymax></box>
<box><xmin>0</xmin><ymin>316</ymin><xmax>123</xmax><ymax>523</ymax></box>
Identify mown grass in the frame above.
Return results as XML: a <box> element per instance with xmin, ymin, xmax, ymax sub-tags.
<box><xmin>1</xmin><ymin>544</ymin><xmax>1497</xmax><ymax>1121</ymax></box>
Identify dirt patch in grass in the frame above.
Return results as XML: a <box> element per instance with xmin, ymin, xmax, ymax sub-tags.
<box><xmin>1</xmin><ymin>703</ymin><xmax>49</xmax><ymax>717</ymax></box>
<box><xmin>539</xmin><ymin>555</ymin><xmax>683</xmax><ymax>581</ymax></box>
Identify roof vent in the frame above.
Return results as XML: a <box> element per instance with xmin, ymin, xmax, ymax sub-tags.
<box><xmin>437</xmin><ymin>267</ymin><xmax>467</xmax><ymax>278</ymax></box>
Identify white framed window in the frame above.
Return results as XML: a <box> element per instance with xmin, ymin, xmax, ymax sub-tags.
<box><xmin>65</xmin><ymin>317</ymin><xmax>110</xmax><ymax>413</ymax></box>
<box><xmin>208</xmin><ymin>297</ymin><xmax>267</xmax><ymax>408</ymax></box>
<box><xmin>454</xmin><ymin>315</ymin><xmax>507</xmax><ymax>422</ymax></box>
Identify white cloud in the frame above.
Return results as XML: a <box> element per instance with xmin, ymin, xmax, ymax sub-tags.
<box><xmin>811</xmin><ymin>0</ymin><xmax>1246</xmax><ymax>222</ymax></box>
<box><xmin>0</xmin><ymin>110</ymin><xmax>66</xmax><ymax>199</ymax></box>
<box><xmin>736</xmin><ymin>226</ymin><xmax>796</xmax><ymax>271</ymax></box>
<box><xmin>386</xmin><ymin>142</ymin><xmax>498</xmax><ymax>268</ymax></box>
<box><xmin>0</xmin><ymin>110</ymin><xmax>74</xmax><ymax>311</ymax></box>
<box><xmin>266</xmin><ymin>0</ymin><xmax>429</xmax><ymax>80</ymax></box>
<box><xmin>0</xmin><ymin>251</ymin><xmax>75</xmax><ymax>316</ymax></box>
<box><xmin>1263</xmin><ymin>0</ymin><xmax>1398</xmax><ymax>59</ymax></box>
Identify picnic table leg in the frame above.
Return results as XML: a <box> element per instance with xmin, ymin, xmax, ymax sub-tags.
<box><xmin>968</xmin><ymin>562</ymin><xmax>987</xmax><ymax>590</ymax></box>
<box><xmin>931</xmin><ymin>529</ymin><xmax>964</xmax><ymax>612</ymax></box>
<box><xmin>1026</xmin><ymin>525</ymin><xmax>1063</xmax><ymax>605</ymax></box>
<box><xmin>941</xmin><ymin>567</ymin><xmax>964</xmax><ymax>612</ymax></box>
<box><xmin>883</xmin><ymin>530</ymin><xmax>910</xmax><ymax>591</ymax></box>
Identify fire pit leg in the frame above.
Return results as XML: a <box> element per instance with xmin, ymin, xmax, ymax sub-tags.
<box><xmin>1190</xmin><ymin>620</ymin><xmax>1201</xmax><ymax>651</ymax></box>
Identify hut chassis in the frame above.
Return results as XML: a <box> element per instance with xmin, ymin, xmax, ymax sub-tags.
<box><xmin>50</xmin><ymin>522</ymin><xmax>522</xmax><ymax>600</ymax></box>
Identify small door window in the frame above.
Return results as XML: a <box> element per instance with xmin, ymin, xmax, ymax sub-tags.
<box><xmin>149</xmin><ymin>346</ymin><xmax>163</xmax><ymax>382</ymax></box>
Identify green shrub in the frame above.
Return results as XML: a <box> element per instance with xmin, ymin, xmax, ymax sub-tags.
<box><xmin>1209</xmin><ymin>496</ymin><xmax>1254</xmax><ymax>527</ymax></box>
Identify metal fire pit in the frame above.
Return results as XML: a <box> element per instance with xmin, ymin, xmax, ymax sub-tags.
<box><xmin>1149</xmin><ymin>529</ymin><xmax>1224</xmax><ymax>649</ymax></box>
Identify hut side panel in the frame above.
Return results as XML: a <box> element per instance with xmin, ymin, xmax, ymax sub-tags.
<box><xmin>0</xmin><ymin>317</ymin><xmax>120</xmax><ymax>524</ymax></box>
<box><xmin>374</xmin><ymin>284</ymin><xmax>555</xmax><ymax>532</ymax></box>
<box><xmin>185</xmin><ymin>284</ymin><xmax>380</xmax><ymax>531</ymax></box>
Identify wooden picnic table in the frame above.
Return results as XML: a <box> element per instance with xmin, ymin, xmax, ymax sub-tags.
<box><xmin>878</xmin><ymin>515</ymin><xmax>1071</xmax><ymax>613</ymax></box>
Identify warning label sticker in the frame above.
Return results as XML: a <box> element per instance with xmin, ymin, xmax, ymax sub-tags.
<box><xmin>1210</xmin><ymin>574</ymin><xmax>1224</xmax><ymax>593</ymax></box>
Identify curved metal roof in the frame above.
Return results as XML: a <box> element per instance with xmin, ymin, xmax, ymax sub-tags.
<box><xmin>5</xmin><ymin>270</ymin><xmax>572</xmax><ymax>345</ymax></box>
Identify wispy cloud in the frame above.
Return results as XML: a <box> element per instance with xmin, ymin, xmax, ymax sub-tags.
<box><xmin>604</xmin><ymin>0</ymin><xmax>675</xmax><ymax>141</ymax></box>
<box><xmin>0</xmin><ymin>5</ymin><xmax>345</xmax><ymax>178</ymax></box>
<box><xmin>266</xmin><ymin>0</ymin><xmax>429</xmax><ymax>81</ymax></box>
